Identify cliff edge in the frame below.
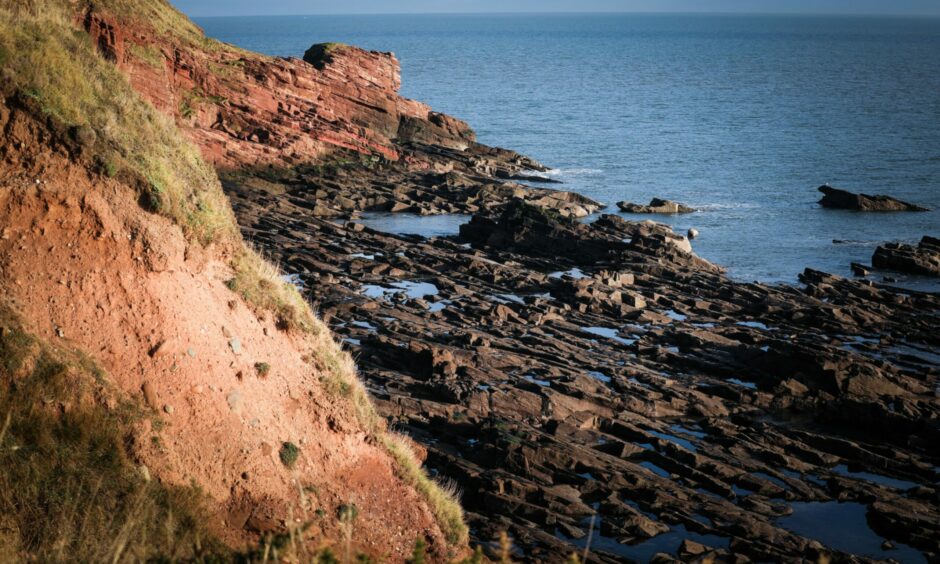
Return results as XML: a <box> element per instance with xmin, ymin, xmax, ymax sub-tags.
<box><xmin>82</xmin><ymin>6</ymin><xmax>475</xmax><ymax>169</ymax></box>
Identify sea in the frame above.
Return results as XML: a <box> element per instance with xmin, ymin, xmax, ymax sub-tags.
<box><xmin>195</xmin><ymin>13</ymin><xmax>940</xmax><ymax>290</ymax></box>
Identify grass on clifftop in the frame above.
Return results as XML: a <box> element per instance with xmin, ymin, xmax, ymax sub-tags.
<box><xmin>0</xmin><ymin>3</ymin><xmax>235</xmax><ymax>246</ymax></box>
<box><xmin>0</xmin><ymin>306</ymin><xmax>224</xmax><ymax>561</ymax></box>
<box><xmin>7</xmin><ymin>0</ymin><xmax>210</xmax><ymax>47</ymax></box>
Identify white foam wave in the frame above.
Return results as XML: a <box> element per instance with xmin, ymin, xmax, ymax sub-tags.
<box><xmin>543</xmin><ymin>168</ymin><xmax>605</xmax><ymax>178</ymax></box>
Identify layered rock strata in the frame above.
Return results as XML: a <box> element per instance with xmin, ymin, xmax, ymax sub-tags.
<box><xmin>226</xmin><ymin>176</ymin><xmax>940</xmax><ymax>562</ymax></box>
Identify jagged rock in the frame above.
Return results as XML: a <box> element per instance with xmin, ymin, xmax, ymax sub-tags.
<box><xmin>851</xmin><ymin>262</ymin><xmax>870</xmax><ymax>276</ymax></box>
<box><xmin>818</xmin><ymin>185</ymin><xmax>929</xmax><ymax>212</ymax></box>
<box><xmin>229</xmin><ymin>173</ymin><xmax>940</xmax><ymax>561</ymax></box>
<box><xmin>83</xmin><ymin>12</ymin><xmax>478</xmax><ymax>168</ymax></box>
<box><xmin>872</xmin><ymin>236</ymin><xmax>940</xmax><ymax>277</ymax></box>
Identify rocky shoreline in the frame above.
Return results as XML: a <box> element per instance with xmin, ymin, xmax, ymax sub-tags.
<box><xmin>75</xmin><ymin>11</ymin><xmax>938</xmax><ymax>559</ymax></box>
<box><xmin>225</xmin><ymin>151</ymin><xmax>939</xmax><ymax>562</ymax></box>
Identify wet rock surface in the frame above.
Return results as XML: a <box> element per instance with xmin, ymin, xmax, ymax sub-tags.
<box><xmin>818</xmin><ymin>185</ymin><xmax>929</xmax><ymax>212</ymax></box>
<box><xmin>617</xmin><ymin>198</ymin><xmax>696</xmax><ymax>214</ymax></box>
<box><xmin>227</xmin><ymin>168</ymin><xmax>940</xmax><ymax>562</ymax></box>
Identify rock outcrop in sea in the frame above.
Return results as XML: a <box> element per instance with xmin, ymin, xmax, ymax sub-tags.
<box><xmin>617</xmin><ymin>198</ymin><xmax>696</xmax><ymax>214</ymax></box>
<box><xmin>817</xmin><ymin>184</ymin><xmax>929</xmax><ymax>211</ymax></box>
<box><xmin>873</xmin><ymin>236</ymin><xmax>940</xmax><ymax>277</ymax></box>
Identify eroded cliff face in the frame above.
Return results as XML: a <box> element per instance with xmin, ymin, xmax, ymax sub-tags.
<box><xmin>82</xmin><ymin>9</ymin><xmax>475</xmax><ymax>169</ymax></box>
<box><xmin>0</xmin><ymin>94</ymin><xmax>459</xmax><ymax>561</ymax></box>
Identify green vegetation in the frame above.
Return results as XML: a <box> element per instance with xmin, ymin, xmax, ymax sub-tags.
<box><xmin>84</xmin><ymin>0</ymin><xmax>205</xmax><ymax>44</ymax></box>
<box><xmin>337</xmin><ymin>503</ymin><xmax>359</xmax><ymax>522</ymax></box>
<box><xmin>0</xmin><ymin>306</ymin><xmax>225</xmax><ymax>561</ymax></box>
<box><xmin>319</xmin><ymin>42</ymin><xmax>348</xmax><ymax>53</ymax></box>
<box><xmin>128</xmin><ymin>42</ymin><xmax>164</xmax><ymax>69</ymax></box>
<box><xmin>255</xmin><ymin>361</ymin><xmax>272</xmax><ymax>377</ymax></box>
<box><xmin>409</xmin><ymin>538</ymin><xmax>428</xmax><ymax>564</ymax></box>
<box><xmin>179</xmin><ymin>86</ymin><xmax>228</xmax><ymax>119</ymax></box>
<box><xmin>279</xmin><ymin>441</ymin><xmax>300</xmax><ymax>468</ymax></box>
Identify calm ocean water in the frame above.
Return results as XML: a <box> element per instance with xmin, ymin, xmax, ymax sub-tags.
<box><xmin>196</xmin><ymin>13</ymin><xmax>940</xmax><ymax>288</ymax></box>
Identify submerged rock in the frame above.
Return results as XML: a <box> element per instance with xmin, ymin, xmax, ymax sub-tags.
<box><xmin>617</xmin><ymin>198</ymin><xmax>695</xmax><ymax>214</ymax></box>
<box><xmin>817</xmin><ymin>185</ymin><xmax>929</xmax><ymax>212</ymax></box>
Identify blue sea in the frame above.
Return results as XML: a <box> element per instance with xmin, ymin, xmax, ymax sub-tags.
<box><xmin>196</xmin><ymin>13</ymin><xmax>940</xmax><ymax>288</ymax></box>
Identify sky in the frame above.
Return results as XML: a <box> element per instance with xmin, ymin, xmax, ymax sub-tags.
<box><xmin>173</xmin><ymin>0</ymin><xmax>940</xmax><ymax>18</ymax></box>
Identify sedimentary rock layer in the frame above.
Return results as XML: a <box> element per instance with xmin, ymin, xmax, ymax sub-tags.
<box><xmin>226</xmin><ymin>171</ymin><xmax>940</xmax><ymax>562</ymax></box>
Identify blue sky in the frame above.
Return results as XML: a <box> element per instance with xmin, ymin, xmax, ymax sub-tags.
<box><xmin>172</xmin><ymin>0</ymin><xmax>940</xmax><ymax>17</ymax></box>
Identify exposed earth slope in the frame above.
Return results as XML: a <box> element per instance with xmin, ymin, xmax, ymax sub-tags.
<box><xmin>0</xmin><ymin>2</ymin><xmax>468</xmax><ymax>560</ymax></box>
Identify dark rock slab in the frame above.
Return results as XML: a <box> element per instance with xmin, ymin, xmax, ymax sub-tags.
<box><xmin>872</xmin><ymin>236</ymin><xmax>940</xmax><ymax>277</ymax></box>
<box><xmin>818</xmin><ymin>185</ymin><xmax>929</xmax><ymax>212</ymax></box>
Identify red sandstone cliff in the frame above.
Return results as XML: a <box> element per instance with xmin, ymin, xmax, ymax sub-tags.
<box><xmin>83</xmin><ymin>9</ymin><xmax>475</xmax><ymax>170</ymax></box>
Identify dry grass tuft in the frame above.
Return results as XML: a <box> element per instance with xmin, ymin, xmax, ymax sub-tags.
<box><xmin>0</xmin><ymin>306</ymin><xmax>225</xmax><ymax>561</ymax></box>
<box><xmin>305</xmin><ymin>322</ymin><xmax>470</xmax><ymax>547</ymax></box>
<box><xmin>226</xmin><ymin>245</ymin><xmax>316</xmax><ymax>333</ymax></box>
<box><xmin>382</xmin><ymin>434</ymin><xmax>469</xmax><ymax>546</ymax></box>
<box><xmin>308</xmin><ymin>319</ymin><xmax>383</xmax><ymax>434</ymax></box>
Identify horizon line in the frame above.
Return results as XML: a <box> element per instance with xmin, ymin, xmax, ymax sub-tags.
<box><xmin>186</xmin><ymin>10</ymin><xmax>940</xmax><ymax>19</ymax></box>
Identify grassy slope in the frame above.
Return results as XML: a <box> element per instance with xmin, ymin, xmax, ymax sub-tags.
<box><xmin>0</xmin><ymin>0</ymin><xmax>468</xmax><ymax>554</ymax></box>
